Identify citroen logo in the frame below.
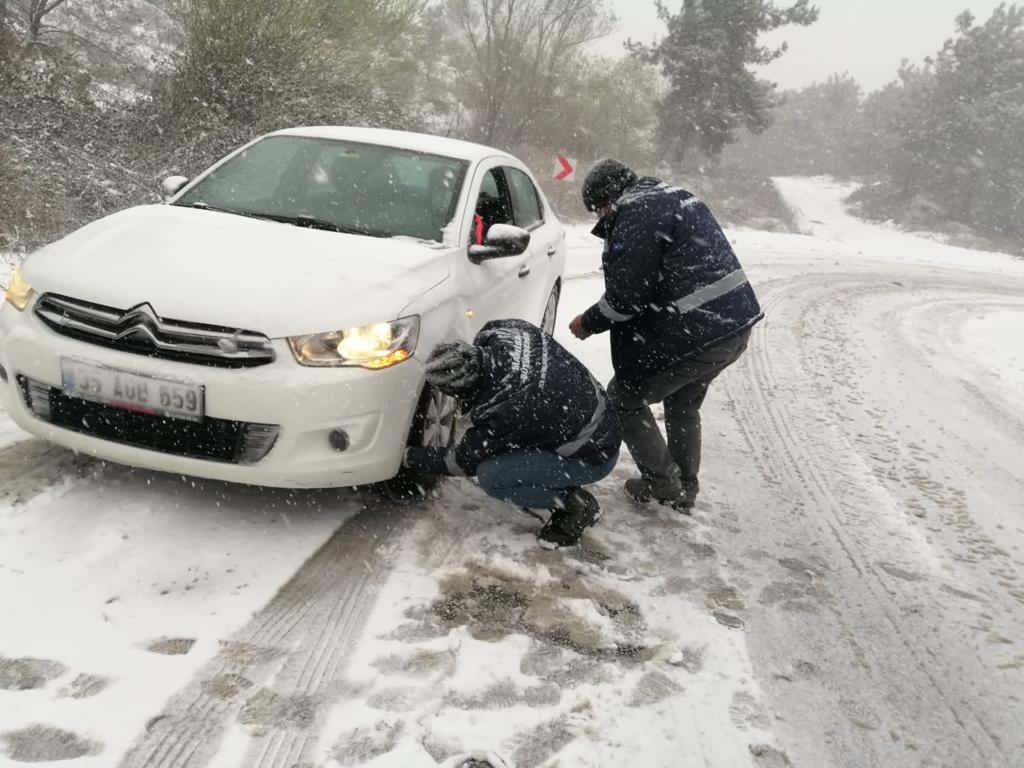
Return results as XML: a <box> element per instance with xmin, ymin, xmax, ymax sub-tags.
<box><xmin>116</xmin><ymin>324</ymin><xmax>160</xmax><ymax>346</ymax></box>
<box><xmin>114</xmin><ymin>303</ymin><xmax>162</xmax><ymax>347</ymax></box>
<box><xmin>217</xmin><ymin>335</ymin><xmax>240</xmax><ymax>354</ymax></box>
<box><xmin>121</xmin><ymin>303</ymin><xmax>160</xmax><ymax>328</ymax></box>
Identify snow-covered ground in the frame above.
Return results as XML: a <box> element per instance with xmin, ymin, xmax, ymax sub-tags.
<box><xmin>775</xmin><ymin>176</ymin><xmax>1024</xmax><ymax>277</ymax></box>
<box><xmin>959</xmin><ymin>310</ymin><xmax>1024</xmax><ymax>416</ymax></box>
<box><xmin>0</xmin><ymin>474</ymin><xmax>353</xmax><ymax>765</ymax></box>
<box><xmin>1</xmin><ymin>178</ymin><xmax>1023</xmax><ymax>767</ymax></box>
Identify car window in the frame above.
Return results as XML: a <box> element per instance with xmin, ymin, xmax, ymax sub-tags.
<box><xmin>176</xmin><ymin>136</ymin><xmax>469</xmax><ymax>242</ymax></box>
<box><xmin>471</xmin><ymin>168</ymin><xmax>514</xmax><ymax>244</ymax></box>
<box><xmin>505</xmin><ymin>167</ymin><xmax>544</xmax><ymax>230</ymax></box>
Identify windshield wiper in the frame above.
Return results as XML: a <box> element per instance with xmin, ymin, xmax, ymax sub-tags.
<box><xmin>390</xmin><ymin>235</ymin><xmax>445</xmax><ymax>248</ymax></box>
<box><xmin>246</xmin><ymin>212</ymin><xmax>388</xmax><ymax>238</ymax></box>
<box><xmin>176</xmin><ymin>201</ymin><xmax>253</xmax><ymax>218</ymax></box>
<box><xmin>175</xmin><ymin>203</ymin><xmax>387</xmax><ymax>238</ymax></box>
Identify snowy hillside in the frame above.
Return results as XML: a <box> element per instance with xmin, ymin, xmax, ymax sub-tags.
<box><xmin>49</xmin><ymin>0</ymin><xmax>180</xmax><ymax>99</ymax></box>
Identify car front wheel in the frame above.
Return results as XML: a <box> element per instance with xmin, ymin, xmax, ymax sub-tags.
<box><xmin>383</xmin><ymin>383</ymin><xmax>458</xmax><ymax>499</ymax></box>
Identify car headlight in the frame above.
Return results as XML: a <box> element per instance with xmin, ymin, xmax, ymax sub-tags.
<box><xmin>288</xmin><ymin>316</ymin><xmax>420</xmax><ymax>369</ymax></box>
<box><xmin>3</xmin><ymin>267</ymin><xmax>34</xmax><ymax>311</ymax></box>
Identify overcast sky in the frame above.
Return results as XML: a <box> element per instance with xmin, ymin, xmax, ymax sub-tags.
<box><xmin>593</xmin><ymin>0</ymin><xmax>1007</xmax><ymax>92</ymax></box>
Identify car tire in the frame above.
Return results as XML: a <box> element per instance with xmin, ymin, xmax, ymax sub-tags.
<box><xmin>382</xmin><ymin>383</ymin><xmax>458</xmax><ymax>500</ymax></box>
<box><xmin>541</xmin><ymin>280</ymin><xmax>561</xmax><ymax>335</ymax></box>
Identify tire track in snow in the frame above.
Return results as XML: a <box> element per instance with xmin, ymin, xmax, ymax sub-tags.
<box><xmin>803</xmin><ymin>284</ymin><xmax>1024</xmax><ymax>572</ymax></box>
<box><xmin>722</xmin><ymin>270</ymin><xmax>1018</xmax><ymax>766</ymax></box>
<box><xmin>746</xmin><ymin>286</ymin><xmax>984</xmax><ymax>743</ymax></box>
<box><xmin>118</xmin><ymin>500</ymin><xmax>412</xmax><ymax>768</ymax></box>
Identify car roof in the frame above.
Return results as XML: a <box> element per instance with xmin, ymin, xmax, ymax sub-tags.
<box><xmin>269</xmin><ymin>126</ymin><xmax>514</xmax><ymax>164</ymax></box>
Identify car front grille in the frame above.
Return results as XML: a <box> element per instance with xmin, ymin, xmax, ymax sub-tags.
<box><xmin>18</xmin><ymin>376</ymin><xmax>279</xmax><ymax>465</ymax></box>
<box><xmin>34</xmin><ymin>294</ymin><xmax>275</xmax><ymax>368</ymax></box>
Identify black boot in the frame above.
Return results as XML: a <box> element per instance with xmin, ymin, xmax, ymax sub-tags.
<box><xmin>624</xmin><ymin>476</ymin><xmax>698</xmax><ymax>513</ymax></box>
<box><xmin>538</xmin><ymin>488</ymin><xmax>601</xmax><ymax>549</ymax></box>
<box><xmin>445</xmin><ymin>752</ymin><xmax>509</xmax><ymax>768</ymax></box>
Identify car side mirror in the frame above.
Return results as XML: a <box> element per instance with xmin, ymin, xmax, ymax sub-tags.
<box><xmin>469</xmin><ymin>223</ymin><xmax>531</xmax><ymax>265</ymax></box>
<box><xmin>160</xmin><ymin>175</ymin><xmax>190</xmax><ymax>201</ymax></box>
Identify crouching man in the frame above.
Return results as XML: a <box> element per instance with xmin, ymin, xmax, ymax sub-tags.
<box><xmin>402</xmin><ymin>319</ymin><xmax>622</xmax><ymax>549</ymax></box>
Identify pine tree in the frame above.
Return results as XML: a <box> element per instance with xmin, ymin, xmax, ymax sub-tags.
<box><xmin>633</xmin><ymin>0</ymin><xmax>818</xmax><ymax>164</ymax></box>
<box><xmin>860</xmin><ymin>4</ymin><xmax>1024</xmax><ymax>238</ymax></box>
<box><xmin>929</xmin><ymin>6</ymin><xmax>1024</xmax><ymax>234</ymax></box>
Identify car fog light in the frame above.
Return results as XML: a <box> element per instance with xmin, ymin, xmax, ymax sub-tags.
<box><xmin>329</xmin><ymin>429</ymin><xmax>350</xmax><ymax>452</ymax></box>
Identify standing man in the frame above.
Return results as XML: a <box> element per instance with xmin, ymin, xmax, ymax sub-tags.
<box><xmin>569</xmin><ymin>160</ymin><xmax>762</xmax><ymax>511</ymax></box>
<box><xmin>402</xmin><ymin>319</ymin><xmax>621</xmax><ymax>549</ymax></box>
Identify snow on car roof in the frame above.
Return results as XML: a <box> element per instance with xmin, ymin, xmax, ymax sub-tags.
<box><xmin>270</xmin><ymin>126</ymin><xmax>512</xmax><ymax>163</ymax></box>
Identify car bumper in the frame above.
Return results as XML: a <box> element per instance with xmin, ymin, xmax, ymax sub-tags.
<box><xmin>0</xmin><ymin>304</ymin><xmax>423</xmax><ymax>488</ymax></box>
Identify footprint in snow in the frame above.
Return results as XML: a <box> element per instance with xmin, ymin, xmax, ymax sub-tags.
<box><xmin>1</xmin><ymin>725</ymin><xmax>101</xmax><ymax>762</ymax></box>
<box><xmin>0</xmin><ymin>656</ymin><xmax>67</xmax><ymax>691</ymax></box>
<box><xmin>145</xmin><ymin>637</ymin><xmax>196</xmax><ymax>656</ymax></box>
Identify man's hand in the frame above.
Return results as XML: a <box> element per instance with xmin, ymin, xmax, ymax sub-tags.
<box><xmin>569</xmin><ymin>314</ymin><xmax>591</xmax><ymax>340</ymax></box>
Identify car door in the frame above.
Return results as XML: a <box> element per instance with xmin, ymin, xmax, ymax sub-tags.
<box><xmin>503</xmin><ymin>165</ymin><xmax>562</xmax><ymax>325</ymax></box>
<box><xmin>454</xmin><ymin>163</ymin><xmax>525</xmax><ymax>336</ymax></box>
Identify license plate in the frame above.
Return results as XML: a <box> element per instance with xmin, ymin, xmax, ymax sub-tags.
<box><xmin>60</xmin><ymin>359</ymin><xmax>205</xmax><ymax>422</ymax></box>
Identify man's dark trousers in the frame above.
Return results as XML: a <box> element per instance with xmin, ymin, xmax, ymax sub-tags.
<box><xmin>608</xmin><ymin>330</ymin><xmax>751</xmax><ymax>490</ymax></box>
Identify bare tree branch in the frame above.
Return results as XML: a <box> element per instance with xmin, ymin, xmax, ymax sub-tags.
<box><xmin>445</xmin><ymin>0</ymin><xmax>613</xmax><ymax>147</ymax></box>
<box><xmin>20</xmin><ymin>0</ymin><xmax>70</xmax><ymax>43</ymax></box>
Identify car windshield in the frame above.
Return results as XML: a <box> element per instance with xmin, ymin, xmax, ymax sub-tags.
<box><xmin>175</xmin><ymin>136</ymin><xmax>469</xmax><ymax>243</ymax></box>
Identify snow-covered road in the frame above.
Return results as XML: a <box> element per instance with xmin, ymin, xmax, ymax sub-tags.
<box><xmin>713</xmin><ymin>179</ymin><xmax>1024</xmax><ymax>767</ymax></box>
<box><xmin>1</xmin><ymin>177</ymin><xmax>1022</xmax><ymax>767</ymax></box>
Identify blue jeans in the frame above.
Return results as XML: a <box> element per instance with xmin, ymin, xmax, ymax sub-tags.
<box><xmin>475</xmin><ymin>451</ymin><xmax>619</xmax><ymax>509</ymax></box>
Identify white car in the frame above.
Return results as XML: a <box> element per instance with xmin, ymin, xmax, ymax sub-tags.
<box><xmin>0</xmin><ymin>127</ymin><xmax>566</xmax><ymax>490</ymax></box>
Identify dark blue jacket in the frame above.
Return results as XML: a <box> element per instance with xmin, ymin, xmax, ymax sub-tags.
<box><xmin>582</xmin><ymin>178</ymin><xmax>763</xmax><ymax>387</ymax></box>
<box><xmin>413</xmin><ymin>320</ymin><xmax>621</xmax><ymax>477</ymax></box>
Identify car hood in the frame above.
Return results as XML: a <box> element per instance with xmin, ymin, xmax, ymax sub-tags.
<box><xmin>24</xmin><ymin>205</ymin><xmax>452</xmax><ymax>337</ymax></box>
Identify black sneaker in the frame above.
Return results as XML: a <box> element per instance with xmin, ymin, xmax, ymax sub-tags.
<box><xmin>538</xmin><ymin>489</ymin><xmax>601</xmax><ymax>549</ymax></box>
